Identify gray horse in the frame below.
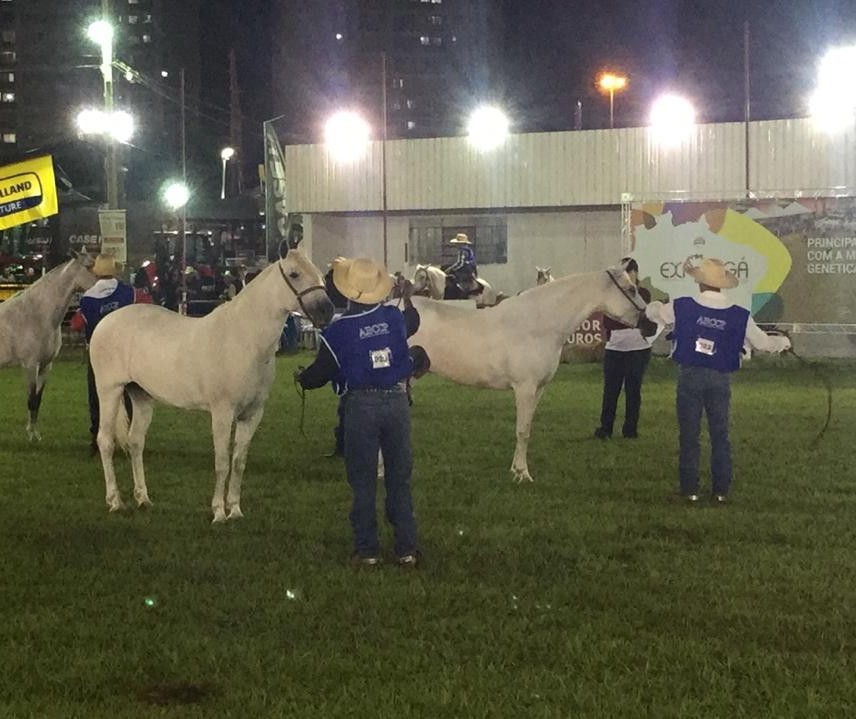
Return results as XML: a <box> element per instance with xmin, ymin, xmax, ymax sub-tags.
<box><xmin>0</xmin><ymin>255</ymin><xmax>95</xmax><ymax>440</ymax></box>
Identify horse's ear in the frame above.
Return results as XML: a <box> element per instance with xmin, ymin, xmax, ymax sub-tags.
<box><xmin>545</xmin><ymin>267</ymin><xmax>551</xmax><ymax>274</ymax></box>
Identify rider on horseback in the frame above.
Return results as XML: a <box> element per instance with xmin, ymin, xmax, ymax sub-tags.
<box><xmin>442</xmin><ymin>233</ymin><xmax>481</xmax><ymax>296</ymax></box>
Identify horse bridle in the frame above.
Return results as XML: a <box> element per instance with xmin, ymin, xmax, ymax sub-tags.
<box><xmin>278</xmin><ymin>261</ymin><xmax>326</xmax><ymax>326</ymax></box>
<box><xmin>605</xmin><ymin>270</ymin><xmax>648</xmax><ymax>313</ymax></box>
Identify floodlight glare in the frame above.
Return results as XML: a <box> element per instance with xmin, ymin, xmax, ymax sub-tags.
<box><xmin>220</xmin><ymin>146</ymin><xmax>235</xmax><ymax>161</ymax></box>
<box><xmin>649</xmin><ymin>94</ymin><xmax>696</xmax><ymax>147</ymax></box>
<box><xmin>86</xmin><ymin>20</ymin><xmax>114</xmax><ymax>48</ymax></box>
<box><xmin>163</xmin><ymin>181</ymin><xmax>190</xmax><ymax>210</ymax></box>
<box><xmin>466</xmin><ymin>106</ymin><xmax>510</xmax><ymax>151</ymax></box>
<box><xmin>324</xmin><ymin>111</ymin><xmax>371</xmax><ymax>162</ymax></box>
<box><xmin>76</xmin><ymin>108</ymin><xmax>134</xmax><ymax>142</ymax></box>
<box><xmin>811</xmin><ymin>45</ymin><xmax>856</xmax><ymax>134</ymax></box>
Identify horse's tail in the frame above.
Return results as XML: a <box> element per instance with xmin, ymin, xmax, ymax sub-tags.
<box><xmin>112</xmin><ymin>389</ymin><xmax>132</xmax><ymax>452</ymax></box>
<box><xmin>113</xmin><ymin>383</ymin><xmax>142</xmax><ymax>452</ymax></box>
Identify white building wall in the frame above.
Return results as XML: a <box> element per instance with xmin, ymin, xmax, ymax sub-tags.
<box><xmin>286</xmin><ymin>118</ymin><xmax>856</xmax><ymax>213</ymax></box>
<box><xmin>306</xmin><ymin>209</ymin><xmax>624</xmax><ymax>295</ymax></box>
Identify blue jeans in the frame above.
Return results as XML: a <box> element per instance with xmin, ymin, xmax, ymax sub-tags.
<box><xmin>598</xmin><ymin>348</ymin><xmax>650</xmax><ymax>436</ymax></box>
<box><xmin>676</xmin><ymin>365</ymin><xmax>733</xmax><ymax>496</ymax></box>
<box><xmin>343</xmin><ymin>388</ymin><xmax>418</xmax><ymax>558</ymax></box>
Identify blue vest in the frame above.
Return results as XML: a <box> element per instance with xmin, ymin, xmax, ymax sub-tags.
<box><xmin>321</xmin><ymin>304</ymin><xmax>411</xmax><ymax>394</ymax></box>
<box><xmin>79</xmin><ymin>281</ymin><xmax>135</xmax><ymax>341</ymax></box>
<box><xmin>672</xmin><ymin>296</ymin><xmax>750</xmax><ymax>373</ymax></box>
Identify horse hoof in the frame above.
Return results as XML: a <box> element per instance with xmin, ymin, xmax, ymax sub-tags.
<box><xmin>511</xmin><ymin>469</ymin><xmax>534</xmax><ymax>483</ymax></box>
<box><xmin>107</xmin><ymin>500</ymin><xmax>126</xmax><ymax>513</ymax></box>
<box><xmin>136</xmin><ymin>498</ymin><xmax>153</xmax><ymax>510</ymax></box>
<box><xmin>227</xmin><ymin>507</ymin><xmax>244</xmax><ymax>520</ymax></box>
<box><xmin>211</xmin><ymin>512</ymin><xmax>227</xmax><ymax>524</ymax></box>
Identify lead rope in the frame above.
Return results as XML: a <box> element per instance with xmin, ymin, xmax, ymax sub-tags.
<box><xmin>292</xmin><ymin>370</ymin><xmax>308</xmax><ymax>439</ymax></box>
<box><xmin>769</xmin><ymin>328</ymin><xmax>832</xmax><ymax>448</ymax></box>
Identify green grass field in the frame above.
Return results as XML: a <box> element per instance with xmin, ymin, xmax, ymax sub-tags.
<box><xmin>1</xmin><ymin>351</ymin><xmax>855</xmax><ymax>718</ymax></box>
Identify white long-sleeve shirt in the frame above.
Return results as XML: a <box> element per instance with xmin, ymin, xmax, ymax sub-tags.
<box><xmin>646</xmin><ymin>290</ymin><xmax>791</xmax><ymax>354</ymax></box>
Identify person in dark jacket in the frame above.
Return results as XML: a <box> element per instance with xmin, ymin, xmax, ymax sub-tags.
<box><xmin>594</xmin><ymin>257</ymin><xmax>652</xmax><ymax>439</ymax></box>
<box><xmin>296</xmin><ymin>257</ymin><xmax>427</xmax><ymax>568</ymax></box>
<box><xmin>70</xmin><ymin>254</ymin><xmax>134</xmax><ymax>453</ymax></box>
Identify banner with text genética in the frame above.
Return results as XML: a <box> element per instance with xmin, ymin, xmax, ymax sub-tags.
<box><xmin>0</xmin><ymin>155</ymin><xmax>58</xmax><ymax>231</ymax></box>
<box><xmin>629</xmin><ymin>198</ymin><xmax>856</xmax><ymax>326</ymax></box>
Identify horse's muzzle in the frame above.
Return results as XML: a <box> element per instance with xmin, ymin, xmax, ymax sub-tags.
<box><xmin>305</xmin><ymin>290</ymin><xmax>335</xmax><ymax>328</ymax></box>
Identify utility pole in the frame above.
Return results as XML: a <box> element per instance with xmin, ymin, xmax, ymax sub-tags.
<box><xmin>101</xmin><ymin>0</ymin><xmax>118</xmax><ymax>209</ymax></box>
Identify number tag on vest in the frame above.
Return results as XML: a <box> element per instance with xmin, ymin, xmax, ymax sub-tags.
<box><xmin>370</xmin><ymin>348</ymin><xmax>391</xmax><ymax>369</ymax></box>
<box><xmin>695</xmin><ymin>337</ymin><xmax>715</xmax><ymax>356</ymax></box>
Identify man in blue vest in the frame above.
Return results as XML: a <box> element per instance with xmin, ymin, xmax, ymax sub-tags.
<box><xmin>645</xmin><ymin>257</ymin><xmax>790</xmax><ymax>504</ymax></box>
<box><xmin>71</xmin><ymin>254</ymin><xmax>135</xmax><ymax>454</ymax></box>
<box><xmin>296</xmin><ymin>257</ymin><xmax>427</xmax><ymax>568</ymax></box>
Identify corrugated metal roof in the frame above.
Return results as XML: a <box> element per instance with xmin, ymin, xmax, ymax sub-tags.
<box><xmin>285</xmin><ymin>118</ymin><xmax>856</xmax><ymax>212</ymax></box>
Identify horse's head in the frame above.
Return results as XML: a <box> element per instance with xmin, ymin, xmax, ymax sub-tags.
<box><xmin>66</xmin><ymin>250</ymin><xmax>97</xmax><ymax>291</ymax></box>
<box><xmin>602</xmin><ymin>267</ymin><xmax>647</xmax><ymax>327</ymax></box>
<box><xmin>278</xmin><ymin>250</ymin><xmax>335</xmax><ymax>327</ymax></box>
<box><xmin>411</xmin><ymin>265</ymin><xmax>432</xmax><ymax>295</ymax></box>
<box><xmin>536</xmin><ymin>266</ymin><xmax>553</xmax><ymax>285</ymax></box>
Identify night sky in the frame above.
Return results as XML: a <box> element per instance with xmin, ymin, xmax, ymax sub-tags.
<box><xmin>500</xmin><ymin>0</ymin><xmax>856</xmax><ymax>131</ymax></box>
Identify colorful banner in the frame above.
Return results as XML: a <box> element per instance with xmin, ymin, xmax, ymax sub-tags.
<box><xmin>0</xmin><ymin>155</ymin><xmax>58</xmax><ymax>231</ymax></box>
<box><xmin>629</xmin><ymin>198</ymin><xmax>856</xmax><ymax>325</ymax></box>
<box><xmin>263</xmin><ymin>121</ymin><xmax>288</xmax><ymax>258</ymax></box>
<box><xmin>98</xmin><ymin>209</ymin><xmax>127</xmax><ymax>263</ymax></box>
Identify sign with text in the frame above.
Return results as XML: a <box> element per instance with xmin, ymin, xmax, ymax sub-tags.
<box><xmin>98</xmin><ymin>209</ymin><xmax>127</xmax><ymax>263</ymax></box>
<box><xmin>0</xmin><ymin>155</ymin><xmax>58</xmax><ymax>230</ymax></box>
<box><xmin>630</xmin><ymin>198</ymin><xmax>856</xmax><ymax>326</ymax></box>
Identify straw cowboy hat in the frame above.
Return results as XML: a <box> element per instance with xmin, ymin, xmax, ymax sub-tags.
<box><xmin>684</xmin><ymin>257</ymin><xmax>738</xmax><ymax>289</ymax></box>
<box><xmin>449</xmin><ymin>233</ymin><xmax>471</xmax><ymax>245</ymax></box>
<box><xmin>332</xmin><ymin>257</ymin><xmax>393</xmax><ymax>304</ymax></box>
<box><xmin>92</xmin><ymin>254</ymin><xmax>122</xmax><ymax>278</ymax></box>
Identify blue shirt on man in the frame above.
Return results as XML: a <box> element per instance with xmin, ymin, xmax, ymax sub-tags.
<box><xmin>79</xmin><ymin>279</ymin><xmax>135</xmax><ymax>341</ymax></box>
<box><xmin>321</xmin><ymin>303</ymin><xmax>413</xmax><ymax>394</ymax></box>
<box><xmin>672</xmin><ymin>296</ymin><xmax>750</xmax><ymax>373</ymax></box>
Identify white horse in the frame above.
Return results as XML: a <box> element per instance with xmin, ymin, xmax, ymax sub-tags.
<box><xmin>535</xmin><ymin>266</ymin><xmax>554</xmax><ymax>285</ymax></box>
<box><xmin>0</xmin><ymin>255</ymin><xmax>95</xmax><ymax>440</ymax></box>
<box><xmin>409</xmin><ymin>268</ymin><xmax>646</xmax><ymax>482</ymax></box>
<box><xmin>411</xmin><ymin>264</ymin><xmax>501</xmax><ymax>307</ymax></box>
<box><xmin>90</xmin><ymin>250</ymin><xmax>334</xmax><ymax>521</ymax></box>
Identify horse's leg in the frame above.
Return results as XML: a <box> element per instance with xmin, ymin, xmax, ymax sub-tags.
<box><xmin>510</xmin><ymin>384</ymin><xmax>546</xmax><ymax>483</ymax></box>
<box><xmin>25</xmin><ymin>363</ymin><xmax>49</xmax><ymax>441</ymax></box>
<box><xmin>225</xmin><ymin>405</ymin><xmax>265</xmax><ymax>520</ymax></box>
<box><xmin>127</xmin><ymin>390</ymin><xmax>155</xmax><ymax>508</ymax></box>
<box><xmin>97</xmin><ymin>386</ymin><xmax>126</xmax><ymax>512</ymax></box>
<box><xmin>210</xmin><ymin>408</ymin><xmax>235</xmax><ymax>523</ymax></box>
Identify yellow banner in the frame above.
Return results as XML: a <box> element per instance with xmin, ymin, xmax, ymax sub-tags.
<box><xmin>0</xmin><ymin>155</ymin><xmax>58</xmax><ymax>231</ymax></box>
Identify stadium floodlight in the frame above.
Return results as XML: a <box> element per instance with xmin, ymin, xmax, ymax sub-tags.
<box><xmin>810</xmin><ymin>45</ymin><xmax>856</xmax><ymax>134</ymax></box>
<box><xmin>324</xmin><ymin>110</ymin><xmax>371</xmax><ymax>162</ymax></box>
<box><xmin>75</xmin><ymin>108</ymin><xmax>135</xmax><ymax>143</ymax></box>
<box><xmin>466</xmin><ymin>105</ymin><xmax>510</xmax><ymax>151</ymax></box>
<box><xmin>598</xmin><ymin>72</ymin><xmax>628</xmax><ymax>128</ymax></box>
<box><xmin>163</xmin><ymin>181</ymin><xmax>190</xmax><ymax>211</ymax></box>
<box><xmin>649</xmin><ymin>93</ymin><xmax>696</xmax><ymax>147</ymax></box>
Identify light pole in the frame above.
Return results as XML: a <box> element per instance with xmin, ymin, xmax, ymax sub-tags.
<box><xmin>163</xmin><ymin>181</ymin><xmax>190</xmax><ymax>314</ymax></box>
<box><xmin>86</xmin><ymin>12</ymin><xmax>118</xmax><ymax>208</ymax></box>
<box><xmin>220</xmin><ymin>146</ymin><xmax>235</xmax><ymax>200</ymax></box>
<box><xmin>598</xmin><ymin>72</ymin><xmax>627</xmax><ymax>129</ymax></box>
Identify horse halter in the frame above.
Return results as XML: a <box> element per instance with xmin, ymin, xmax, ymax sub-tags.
<box><xmin>605</xmin><ymin>270</ymin><xmax>647</xmax><ymax>313</ymax></box>
<box><xmin>278</xmin><ymin>261</ymin><xmax>326</xmax><ymax>326</ymax></box>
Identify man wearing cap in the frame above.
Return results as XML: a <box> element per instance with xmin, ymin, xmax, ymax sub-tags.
<box><xmin>646</xmin><ymin>257</ymin><xmax>791</xmax><ymax>504</ymax></box>
<box><xmin>296</xmin><ymin>257</ymin><xmax>427</xmax><ymax>568</ymax></box>
<box><xmin>442</xmin><ymin>232</ymin><xmax>478</xmax><ymax>294</ymax></box>
<box><xmin>70</xmin><ymin>254</ymin><xmax>134</xmax><ymax>453</ymax></box>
